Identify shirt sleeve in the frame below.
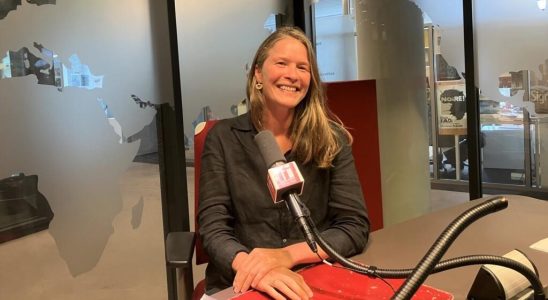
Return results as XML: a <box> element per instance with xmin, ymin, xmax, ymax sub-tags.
<box><xmin>197</xmin><ymin>125</ymin><xmax>249</xmax><ymax>278</ymax></box>
<box><xmin>320</xmin><ymin>133</ymin><xmax>370</xmax><ymax>257</ymax></box>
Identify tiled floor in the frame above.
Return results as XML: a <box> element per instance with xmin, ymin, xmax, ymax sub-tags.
<box><xmin>0</xmin><ymin>162</ymin><xmax>468</xmax><ymax>299</ymax></box>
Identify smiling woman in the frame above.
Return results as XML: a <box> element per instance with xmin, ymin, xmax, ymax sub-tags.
<box><xmin>247</xmin><ymin>27</ymin><xmax>351</xmax><ymax>168</ymax></box>
<box><xmin>254</xmin><ymin>37</ymin><xmax>311</xmax><ymax>112</ymax></box>
<box><xmin>198</xmin><ymin>26</ymin><xmax>370</xmax><ymax>300</ymax></box>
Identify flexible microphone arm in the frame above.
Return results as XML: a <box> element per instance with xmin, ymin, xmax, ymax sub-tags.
<box><xmin>311</xmin><ymin>225</ymin><xmax>544</xmax><ymax>299</ymax></box>
<box><xmin>313</xmin><ymin>227</ymin><xmax>544</xmax><ymax>298</ymax></box>
<box><xmin>307</xmin><ymin>196</ymin><xmax>545</xmax><ymax>300</ymax></box>
<box><xmin>391</xmin><ymin>196</ymin><xmax>507</xmax><ymax>299</ymax></box>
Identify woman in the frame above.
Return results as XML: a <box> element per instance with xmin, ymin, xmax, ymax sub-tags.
<box><xmin>198</xmin><ymin>27</ymin><xmax>369</xmax><ymax>300</ymax></box>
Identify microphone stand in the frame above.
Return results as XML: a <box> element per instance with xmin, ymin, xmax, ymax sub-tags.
<box><xmin>286</xmin><ymin>193</ymin><xmax>318</xmax><ymax>253</ymax></box>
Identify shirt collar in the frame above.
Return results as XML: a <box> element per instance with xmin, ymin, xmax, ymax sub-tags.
<box><xmin>231</xmin><ymin>112</ymin><xmax>257</xmax><ymax>133</ymax></box>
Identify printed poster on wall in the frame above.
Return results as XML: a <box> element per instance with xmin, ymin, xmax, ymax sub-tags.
<box><xmin>436</xmin><ymin>80</ymin><xmax>467</xmax><ymax>132</ymax></box>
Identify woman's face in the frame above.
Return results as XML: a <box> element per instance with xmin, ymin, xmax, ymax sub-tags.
<box><xmin>255</xmin><ymin>37</ymin><xmax>311</xmax><ymax>112</ymax></box>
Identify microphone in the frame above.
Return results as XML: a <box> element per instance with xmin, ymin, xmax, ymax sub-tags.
<box><xmin>254</xmin><ymin>130</ymin><xmax>318</xmax><ymax>253</ymax></box>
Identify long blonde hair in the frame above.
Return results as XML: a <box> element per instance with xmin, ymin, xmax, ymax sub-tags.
<box><xmin>246</xmin><ymin>27</ymin><xmax>352</xmax><ymax>168</ymax></box>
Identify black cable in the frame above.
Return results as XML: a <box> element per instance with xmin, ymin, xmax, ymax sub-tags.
<box><xmin>312</xmin><ymin>226</ymin><xmax>545</xmax><ymax>299</ymax></box>
<box><xmin>314</xmin><ymin>251</ymin><xmax>323</xmax><ymax>262</ymax></box>
<box><xmin>306</xmin><ymin>196</ymin><xmax>545</xmax><ymax>300</ymax></box>
<box><xmin>329</xmin><ymin>263</ymin><xmax>396</xmax><ymax>293</ymax></box>
<box><xmin>391</xmin><ymin>196</ymin><xmax>506</xmax><ymax>299</ymax></box>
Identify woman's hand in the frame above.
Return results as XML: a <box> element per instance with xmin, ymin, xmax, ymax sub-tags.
<box><xmin>232</xmin><ymin>248</ymin><xmax>294</xmax><ymax>293</ymax></box>
<box><xmin>255</xmin><ymin>267</ymin><xmax>313</xmax><ymax>300</ymax></box>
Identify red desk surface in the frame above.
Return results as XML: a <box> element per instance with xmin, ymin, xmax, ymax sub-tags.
<box><xmin>231</xmin><ymin>264</ymin><xmax>452</xmax><ymax>300</ymax></box>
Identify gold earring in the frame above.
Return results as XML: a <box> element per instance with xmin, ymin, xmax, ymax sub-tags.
<box><xmin>255</xmin><ymin>82</ymin><xmax>263</xmax><ymax>90</ymax></box>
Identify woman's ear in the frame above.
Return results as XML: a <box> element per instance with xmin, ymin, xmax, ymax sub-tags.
<box><xmin>254</xmin><ymin>66</ymin><xmax>263</xmax><ymax>83</ymax></box>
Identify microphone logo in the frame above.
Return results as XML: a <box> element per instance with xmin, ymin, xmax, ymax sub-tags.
<box><xmin>267</xmin><ymin>161</ymin><xmax>304</xmax><ymax>203</ymax></box>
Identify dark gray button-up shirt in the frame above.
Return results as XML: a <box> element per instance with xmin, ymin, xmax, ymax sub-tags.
<box><xmin>198</xmin><ymin>113</ymin><xmax>369</xmax><ymax>294</ymax></box>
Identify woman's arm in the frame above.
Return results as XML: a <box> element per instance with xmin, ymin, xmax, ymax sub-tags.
<box><xmin>232</xmin><ymin>242</ymin><xmax>327</xmax><ymax>292</ymax></box>
<box><xmin>250</xmin><ymin>139</ymin><xmax>370</xmax><ymax>269</ymax></box>
<box><xmin>232</xmin><ymin>251</ymin><xmax>313</xmax><ymax>300</ymax></box>
<box><xmin>233</xmin><ymin>135</ymin><xmax>369</xmax><ymax>293</ymax></box>
<box><xmin>321</xmin><ymin>136</ymin><xmax>370</xmax><ymax>257</ymax></box>
<box><xmin>197</xmin><ymin>126</ymin><xmax>249</xmax><ymax>278</ymax></box>
<box><xmin>199</xmin><ymin>124</ymin><xmax>314</xmax><ymax>298</ymax></box>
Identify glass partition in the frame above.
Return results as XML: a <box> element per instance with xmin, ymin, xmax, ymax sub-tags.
<box><xmin>313</xmin><ymin>0</ymin><xmax>431</xmax><ymax>225</ymax></box>
<box><xmin>313</xmin><ymin>0</ymin><xmax>472</xmax><ymax>221</ymax></box>
<box><xmin>174</xmin><ymin>0</ymin><xmax>291</xmax><ymax>285</ymax></box>
<box><xmin>409</xmin><ymin>0</ymin><xmax>467</xmax><ymax>184</ymax></box>
<box><xmin>0</xmin><ymin>1</ymin><xmax>172</xmax><ymax>298</ymax></box>
<box><xmin>475</xmin><ymin>0</ymin><xmax>548</xmax><ymax>190</ymax></box>
<box><xmin>176</xmin><ymin>0</ymin><xmax>288</xmax><ymax>151</ymax></box>
<box><xmin>314</xmin><ymin>0</ymin><xmax>357</xmax><ymax>82</ymax></box>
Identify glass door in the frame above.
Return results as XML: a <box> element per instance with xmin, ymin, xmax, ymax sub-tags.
<box><xmin>312</xmin><ymin>0</ymin><xmax>470</xmax><ymax>225</ymax></box>
<box><xmin>474</xmin><ymin>0</ymin><xmax>548</xmax><ymax>194</ymax></box>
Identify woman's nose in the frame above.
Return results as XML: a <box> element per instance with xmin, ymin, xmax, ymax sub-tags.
<box><xmin>284</xmin><ymin>65</ymin><xmax>298</xmax><ymax>81</ymax></box>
